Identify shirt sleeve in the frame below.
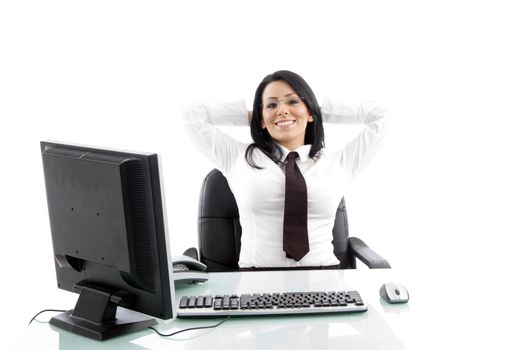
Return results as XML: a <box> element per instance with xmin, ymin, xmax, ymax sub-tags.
<box><xmin>321</xmin><ymin>99</ymin><xmax>387</xmax><ymax>179</ymax></box>
<box><xmin>180</xmin><ymin>100</ymin><xmax>249</xmax><ymax>173</ymax></box>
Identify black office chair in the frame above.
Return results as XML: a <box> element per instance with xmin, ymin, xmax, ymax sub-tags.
<box><xmin>183</xmin><ymin>169</ymin><xmax>390</xmax><ymax>271</ymax></box>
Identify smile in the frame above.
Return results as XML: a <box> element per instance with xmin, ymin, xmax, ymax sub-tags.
<box><xmin>274</xmin><ymin>120</ymin><xmax>296</xmax><ymax>128</ymax></box>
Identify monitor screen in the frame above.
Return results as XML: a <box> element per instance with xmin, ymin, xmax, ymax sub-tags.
<box><xmin>41</xmin><ymin>141</ymin><xmax>174</xmax><ymax>340</ymax></box>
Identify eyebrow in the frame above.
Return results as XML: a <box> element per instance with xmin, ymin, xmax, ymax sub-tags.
<box><xmin>263</xmin><ymin>93</ymin><xmax>298</xmax><ymax>100</ymax></box>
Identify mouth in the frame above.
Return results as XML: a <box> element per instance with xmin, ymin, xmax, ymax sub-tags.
<box><xmin>274</xmin><ymin>119</ymin><xmax>296</xmax><ymax>129</ymax></box>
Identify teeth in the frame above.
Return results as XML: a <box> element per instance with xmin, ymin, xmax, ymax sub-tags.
<box><xmin>276</xmin><ymin>120</ymin><xmax>294</xmax><ymax>127</ymax></box>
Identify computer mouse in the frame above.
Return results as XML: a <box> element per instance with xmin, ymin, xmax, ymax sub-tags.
<box><xmin>379</xmin><ymin>282</ymin><xmax>409</xmax><ymax>304</ymax></box>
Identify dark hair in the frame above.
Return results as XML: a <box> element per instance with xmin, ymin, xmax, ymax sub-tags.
<box><xmin>245</xmin><ymin>70</ymin><xmax>325</xmax><ymax>168</ymax></box>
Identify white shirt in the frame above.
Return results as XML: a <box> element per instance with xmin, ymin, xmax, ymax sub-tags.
<box><xmin>181</xmin><ymin>100</ymin><xmax>385</xmax><ymax>268</ymax></box>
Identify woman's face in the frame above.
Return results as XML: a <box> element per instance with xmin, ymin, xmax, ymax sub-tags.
<box><xmin>260</xmin><ymin>80</ymin><xmax>313</xmax><ymax>151</ymax></box>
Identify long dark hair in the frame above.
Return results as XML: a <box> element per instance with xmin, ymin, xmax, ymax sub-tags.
<box><xmin>245</xmin><ymin>70</ymin><xmax>325</xmax><ymax>169</ymax></box>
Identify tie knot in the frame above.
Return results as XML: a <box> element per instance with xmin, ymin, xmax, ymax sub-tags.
<box><xmin>286</xmin><ymin>152</ymin><xmax>299</xmax><ymax>161</ymax></box>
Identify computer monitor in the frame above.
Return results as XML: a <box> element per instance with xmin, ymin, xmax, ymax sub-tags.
<box><xmin>40</xmin><ymin>141</ymin><xmax>174</xmax><ymax>340</ymax></box>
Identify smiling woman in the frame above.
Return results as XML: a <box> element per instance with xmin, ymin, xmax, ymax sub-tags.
<box><xmin>247</xmin><ymin>71</ymin><xmax>324</xmax><ymax>168</ymax></box>
<box><xmin>260</xmin><ymin>84</ymin><xmax>313</xmax><ymax>152</ymax></box>
<box><xmin>181</xmin><ymin>70</ymin><xmax>386</xmax><ymax>269</ymax></box>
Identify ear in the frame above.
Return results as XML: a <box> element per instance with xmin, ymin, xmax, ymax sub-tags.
<box><xmin>261</xmin><ymin>120</ymin><xmax>267</xmax><ymax>129</ymax></box>
<box><xmin>308</xmin><ymin>114</ymin><xmax>314</xmax><ymax>122</ymax></box>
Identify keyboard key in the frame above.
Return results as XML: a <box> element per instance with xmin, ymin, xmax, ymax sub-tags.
<box><xmin>187</xmin><ymin>297</ymin><xmax>196</xmax><ymax>308</ymax></box>
<box><xmin>179</xmin><ymin>297</ymin><xmax>188</xmax><ymax>308</ymax></box>
<box><xmin>196</xmin><ymin>296</ymin><xmax>204</xmax><ymax>308</ymax></box>
<box><xmin>205</xmin><ymin>296</ymin><xmax>213</xmax><ymax>307</ymax></box>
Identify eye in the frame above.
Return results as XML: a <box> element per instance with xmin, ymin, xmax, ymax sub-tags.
<box><xmin>287</xmin><ymin>98</ymin><xmax>300</xmax><ymax>105</ymax></box>
<box><xmin>264</xmin><ymin>102</ymin><xmax>278</xmax><ymax>109</ymax></box>
<box><xmin>286</xmin><ymin>98</ymin><xmax>302</xmax><ymax>106</ymax></box>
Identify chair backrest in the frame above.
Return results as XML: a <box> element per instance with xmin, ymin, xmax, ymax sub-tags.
<box><xmin>198</xmin><ymin>169</ymin><xmax>355</xmax><ymax>271</ymax></box>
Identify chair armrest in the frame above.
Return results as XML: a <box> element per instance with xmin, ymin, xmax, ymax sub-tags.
<box><xmin>182</xmin><ymin>247</ymin><xmax>199</xmax><ymax>261</ymax></box>
<box><xmin>349</xmin><ymin>237</ymin><xmax>391</xmax><ymax>269</ymax></box>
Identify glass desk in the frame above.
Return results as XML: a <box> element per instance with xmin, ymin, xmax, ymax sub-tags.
<box><xmin>14</xmin><ymin>269</ymin><xmax>416</xmax><ymax>350</ymax></box>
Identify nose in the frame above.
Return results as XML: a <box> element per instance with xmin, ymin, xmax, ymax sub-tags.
<box><xmin>277</xmin><ymin>101</ymin><xmax>289</xmax><ymax>116</ymax></box>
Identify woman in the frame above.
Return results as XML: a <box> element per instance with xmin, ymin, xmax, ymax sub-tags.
<box><xmin>182</xmin><ymin>70</ymin><xmax>385</xmax><ymax>269</ymax></box>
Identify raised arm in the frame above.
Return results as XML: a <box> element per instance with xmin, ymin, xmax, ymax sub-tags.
<box><xmin>321</xmin><ymin>99</ymin><xmax>387</xmax><ymax>178</ymax></box>
<box><xmin>181</xmin><ymin>100</ymin><xmax>249</xmax><ymax>173</ymax></box>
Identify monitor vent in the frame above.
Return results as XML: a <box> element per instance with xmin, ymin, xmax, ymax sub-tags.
<box><xmin>122</xmin><ymin>160</ymin><xmax>155</xmax><ymax>291</ymax></box>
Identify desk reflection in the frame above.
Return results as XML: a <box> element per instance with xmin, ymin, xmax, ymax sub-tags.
<box><xmin>163</xmin><ymin>307</ymin><xmax>402</xmax><ymax>350</ymax></box>
<box><xmin>54</xmin><ymin>324</ymin><xmax>152</xmax><ymax>350</ymax></box>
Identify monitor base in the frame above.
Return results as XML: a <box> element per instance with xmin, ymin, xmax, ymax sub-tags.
<box><xmin>50</xmin><ymin>283</ymin><xmax>157</xmax><ymax>341</ymax></box>
<box><xmin>50</xmin><ymin>307</ymin><xmax>157</xmax><ymax>341</ymax></box>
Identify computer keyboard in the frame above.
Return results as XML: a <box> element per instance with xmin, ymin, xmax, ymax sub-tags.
<box><xmin>176</xmin><ymin>290</ymin><xmax>367</xmax><ymax>318</ymax></box>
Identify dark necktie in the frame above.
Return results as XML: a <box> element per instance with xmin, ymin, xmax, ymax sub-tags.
<box><xmin>283</xmin><ymin>152</ymin><xmax>310</xmax><ymax>261</ymax></box>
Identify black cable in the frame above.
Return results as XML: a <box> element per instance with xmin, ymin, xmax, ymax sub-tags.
<box><xmin>29</xmin><ymin>309</ymin><xmax>230</xmax><ymax>338</ymax></box>
<box><xmin>149</xmin><ymin>316</ymin><xmax>231</xmax><ymax>337</ymax></box>
<box><xmin>28</xmin><ymin>309</ymin><xmax>67</xmax><ymax>325</ymax></box>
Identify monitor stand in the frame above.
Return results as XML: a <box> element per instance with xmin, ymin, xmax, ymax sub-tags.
<box><xmin>50</xmin><ymin>283</ymin><xmax>157</xmax><ymax>341</ymax></box>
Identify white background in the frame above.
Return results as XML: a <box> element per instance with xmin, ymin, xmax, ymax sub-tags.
<box><xmin>1</xmin><ymin>0</ymin><xmax>525</xmax><ymax>348</ymax></box>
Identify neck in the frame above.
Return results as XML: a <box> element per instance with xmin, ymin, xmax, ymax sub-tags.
<box><xmin>277</xmin><ymin>140</ymin><xmax>305</xmax><ymax>152</ymax></box>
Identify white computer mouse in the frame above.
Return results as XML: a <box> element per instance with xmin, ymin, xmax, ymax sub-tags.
<box><xmin>379</xmin><ymin>282</ymin><xmax>409</xmax><ymax>304</ymax></box>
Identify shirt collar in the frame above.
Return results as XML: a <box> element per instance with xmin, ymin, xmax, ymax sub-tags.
<box><xmin>276</xmin><ymin>144</ymin><xmax>312</xmax><ymax>163</ymax></box>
